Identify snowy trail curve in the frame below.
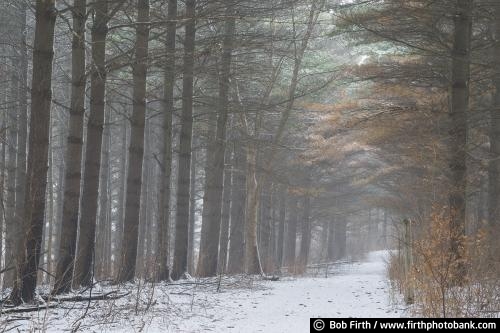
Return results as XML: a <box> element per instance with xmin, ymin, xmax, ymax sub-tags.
<box><xmin>204</xmin><ymin>251</ymin><xmax>402</xmax><ymax>333</ymax></box>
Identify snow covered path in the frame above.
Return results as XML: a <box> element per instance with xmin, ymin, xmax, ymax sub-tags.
<box><xmin>202</xmin><ymin>251</ymin><xmax>403</xmax><ymax>333</ymax></box>
<box><xmin>1</xmin><ymin>251</ymin><xmax>403</xmax><ymax>332</ymax></box>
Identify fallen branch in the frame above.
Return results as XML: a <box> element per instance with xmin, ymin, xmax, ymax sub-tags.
<box><xmin>1</xmin><ymin>303</ymin><xmax>59</xmax><ymax>315</ymax></box>
<box><xmin>166</xmin><ymin>281</ymin><xmax>219</xmax><ymax>286</ymax></box>
<box><xmin>42</xmin><ymin>291</ymin><xmax>130</xmax><ymax>303</ymax></box>
<box><xmin>0</xmin><ymin>316</ymin><xmax>31</xmax><ymax>322</ymax></box>
<box><xmin>0</xmin><ymin>291</ymin><xmax>131</xmax><ymax>315</ymax></box>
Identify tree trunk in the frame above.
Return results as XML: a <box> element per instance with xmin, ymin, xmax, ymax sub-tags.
<box><xmin>269</xmin><ymin>188</ymin><xmax>277</xmax><ymax>269</ymax></box>
<box><xmin>227</xmin><ymin>141</ymin><xmax>246</xmax><ymax>273</ymax></box>
<box><xmin>475</xmin><ymin>175</ymin><xmax>484</xmax><ymax>230</ymax></box>
<box><xmin>320</xmin><ymin>218</ymin><xmax>328</xmax><ymax>261</ymax></box>
<box><xmin>117</xmin><ymin>0</ymin><xmax>150</xmax><ymax>283</ymax></box>
<box><xmin>136</xmin><ymin>120</ymin><xmax>151</xmax><ymax>279</ymax></box>
<box><xmin>197</xmin><ymin>10</ymin><xmax>235</xmax><ymax>277</ymax></box>
<box><xmin>187</xmin><ymin>140</ymin><xmax>197</xmax><ymax>275</ymax></box>
<box><xmin>0</xmin><ymin>127</ymin><xmax>5</xmax><ymax>284</ymax></box>
<box><xmin>53</xmin><ymin>144</ymin><xmax>65</xmax><ymax>278</ymax></box>
<box><xmin>114</xmin><ymin>119</ymin><xmax>128</xmax><ymax>276</ymax></box>
<box><xmin>197</xmin><ymin>113</ymin><xmax>218</xmax><ymax>277</ymax></box>
<box><xmin>139</xmin><ymin>141</ymin><xmax>154</xmax><ymax>279</ymax></box>
<box><xmin>104</xmin><ymin>181</ymin><xmax>112</xmax><ymax>278</ymax></box>
<box><xmin>96</xmin><ymin>120</ymin><xmax>110</xmax><ymax>279</ymax></box>
<box><xmin>259</xmin><ymin>182</ymin><xmax>273</xmax><ymax>273</ymax></box>
<box><xmin>145</xmin><ymin>162</ymin><xmax>155</xmax><ymax>278</ymax></box>
<box><xmin>196</xmin><ymin>83</ymin><xmax>217</xmax><ymax>278</ymax></box>
<box><xmin>4</xmin><ymin>84</ymin><xmax>18</xmax><ymax>287</ymax></box>
<box><xmin>74</xmin><ymin>0</ymin><xmax>109</xmax><ymax>288</ymax></box>
<box><xmin>218</xmin><ymin>145</ymin><xmax>232</xmax><ymax>274</ymax></box>
<box><xmin>276</xmin><ymin>188</ymin><xmax>286</xmax><ymax>269</ymax></box>
<box><xmin>383</xmin><ymin>209</ymin><xmax>388</xmax><ymax>248</ymax></box>
<box><xmin>298</xmin><ymin>195</ymin><xmax>311</xmax><ymax>272</ymax></box>
<box><xmin>53</xmin><ymin>0</ymin><xmax>87</xmax><ymax>294</ymax></box>
<box><xmin>157</xmin><ymin>0</ymin><xmax>177</xmax><ymax>282</ymax></box>
<box><xmin>172</xmin><ymin>0</ymin><xmax>196</xmax><ymax>281</ymax></box>
<box><xmin>327</xmin><ymin>217</ymin><xmax>335</xmax><ymax>261</ymax></box>
<box><xmin>13</xmin><ymin>0</ymin><xmax>28</xmax><ymax>289</ymax></box>
<box><xmin>489</xmin><ymin>2</ymin><xmax>500</xmax><ymax>227</ymax></box>
<box><xmin>284</xmin><ymin>196</ymin><xmax>298</xmax><ymax>273</ymax></box>
<box><xmin>44</xmin><ymin>142</ymin><xmax>55</xmax><ymax>285</ymax></box>
<box><xmin>448</xmin><ymin>0</ymin><xmax>471</xmax><ymax>277</ymax></box>
<box><xmin>244</xmin><ymin>144</ymin><xmax>261</xmax><ymax>274</ymax></box>
<box><xmin>10</xmin><ymin>0</ymin><xmax>57</xmax><ymax>304</ymax></box>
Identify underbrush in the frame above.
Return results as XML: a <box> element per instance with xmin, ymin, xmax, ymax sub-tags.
<box><xmin>389</xmin><ymin>208</ymin><xmax>500</xmax><ymax>317</ymax></box>
<box><xmin>0</xmin><ymin>275</ymin><xmax>266</xmax><ymax>332</ymax></box>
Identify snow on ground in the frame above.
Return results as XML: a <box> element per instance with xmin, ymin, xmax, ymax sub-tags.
<box><xmin>0</xmin><ymin>251</ymin><xmax>404</xmax><ymax>332</ymax></box>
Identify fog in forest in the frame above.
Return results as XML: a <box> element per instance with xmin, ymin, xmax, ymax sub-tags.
<box><xmin>1</xmin><ymin>0</ymin><xmax>500</xmax><ymax>330</ymax></box>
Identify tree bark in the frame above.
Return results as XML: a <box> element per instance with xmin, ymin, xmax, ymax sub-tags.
<box><xmin>269</xmin><ymin>188</ymin><xmax>277</xmax><ymax>269</ymax></box>
<box><xmin>44</xmin><ymin>141</ymin><xmax>55</xmax><ymax>285</ymax></box>
<box><xmin>218</xmin><ymin>144</ymin><xmax>233</xmax><ymax>274</ymax></box>
<box><xmin>4</xmin><ymin>81</ymin><xmax>18</xmax><ymax>287</ymax></box>
<box><xmin>14</xmin><ymin>0</ymin><xmax>28</xmax><ymax>284</ymax></box>
<box><xmin>448</xmin><ymin>0</ymin><xmax>471</xmax><ymax>276</ymax></box>
<box><xmin>284</xmin><ymin>196</ymin><xmax>298</xmax><ymax>273</ymax></box>
<box><xmin>0</xmin><ymin>126</ymin><xmax>5</xmax><ymax>283</ymax></box>
<box><xmin>227</xmin><ymin>141</ymin><xmax>246</xmax><ymax>274</ymax></box>
<box><xmin>156</xmin><ymin>0</ymin><xmax>177</xmax><ymax>282</ymax></box>
<box><xmin>172</xmin><ymin>0</ymin><xmax>196</xmax><ymax>281</ymax></box>
<box><xmin>298</xmin><ymin>195</ymin><xmax>311</xmax><ymax>272</ymax></box>
<box><xmin>187</xmin><ymin>140</ymin><xmax>197</xmax><ymax>275</ymax></box>
<box><xmin>10</xmin><ymin>0</ymin><xmax>57</xmax><ymax>304</ymax></box>
<box><xmin>117</xmin><ymin>0</ymin><xmax>150</xmax><ymax>283</ymax></box>
<box><xmin>114</xmin><ymin>119</ymin><xmax>128</xmax><ymax>276</ymax></box>
<box><xmin>197</xmin><ymin>9</ymin><xmax>235</xmax><ymax>277</ymax></box>
<box><xmin>135</xmin><ymin>120</ymin><xmax>151</xmax><ymax>279</ymax></box>
<box><xmin>489</xmin><ymin>2</ymin><xmax>500</xmax><ymax>227</ymax></box>
<box><xmin>244</xmin><ymin>144</ymin><xmax>262</xmax><ymax>274</ymax></box>
<box><xmin>276</xmin><ymin>188</ymin><xmax>286</xmax><ymax>268</ymax></box>
<box><xmin>53</xmin><ymin>0</ymin><xmax>87</xmax><ymax>294</ymax></box>
<box><xmin>258</xmin><ymin>182</ymin><xmax>271</xmax><ymax>273</ymax></box>
<box><xmin>74</xmin><ymin>0</ymin><xmax>109</xmax><ymax>288</ymax></box>
<box><xmin>104</xmin><ymin>181</ymin><xmax>112</xmax><ymax>277</ymax></box>
<box><xmin>96</xmin><ymin>120</ymin><xmax>111</xmax><ymax>279</ymax></box>
<box><xmin>197</xmin><ymin>107</ymin><xmax>219</xmax><ymax>277</ymax></box>
<box><xmin>383</xmin><ymin>209</ymin><xmax>388</xmax><ymax>248</ymax></box>
<box><xmin>53</xmin><ymin>141</ymin><xmax>65</xmax><ymax>279</ymax></box>
<box><xmin>144</xmin><ymin>161</ymin><xmax>155</xmax><ymax>278</ymax></box>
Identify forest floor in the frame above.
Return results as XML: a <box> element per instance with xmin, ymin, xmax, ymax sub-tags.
<box><xmin>0</xmin><ymin>251</ymin><xmax>405</xmax><ymax>332</ymax></box>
